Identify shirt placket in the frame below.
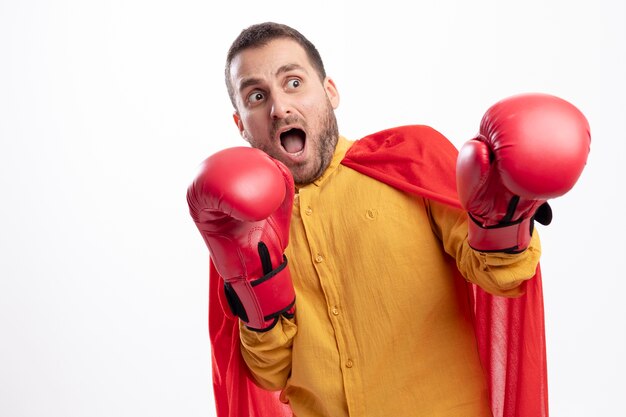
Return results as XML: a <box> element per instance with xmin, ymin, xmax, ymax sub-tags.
<box><xmin>297</xmin><ymin>186</ymin><xmax>364</xmax><ymax>417</ymax></box>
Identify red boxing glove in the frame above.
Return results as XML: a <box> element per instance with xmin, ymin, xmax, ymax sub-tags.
<box><xmin>456</xmin><ymin>93</ymin><xmax>591</xmax><ymax>252</ymax></box>
<box><xmin>187</xmin><ymin>147</ymin><xmax>296</xmax><ymax>331</ymax></box>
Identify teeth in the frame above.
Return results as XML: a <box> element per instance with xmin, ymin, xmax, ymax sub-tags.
<box><xmin>289</xmin><ymin>149</ymin><xmax>304</xmax><ymax>156</ymax></box>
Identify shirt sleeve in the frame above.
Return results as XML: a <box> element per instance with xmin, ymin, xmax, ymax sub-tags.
<box><xmin>426</xmin><ymin>198</ymin><xmax>542</xmax><ymax>297</ymax></box>
<box><xmin>238</xmin><ymin>316</ymin><xmax>298</xmax><ymax>391</ymax></box>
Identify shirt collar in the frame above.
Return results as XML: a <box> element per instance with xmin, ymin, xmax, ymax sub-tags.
<box><xmin>297</xmin><ymin>136</ymin><xmax>352</xmax><ymax>191</ymax></box>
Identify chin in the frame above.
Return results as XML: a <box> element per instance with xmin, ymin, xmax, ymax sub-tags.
<box><xmin>295</xmin><ymin>164</ymin><xmax>325</xmax><ymax>186</ymax></box>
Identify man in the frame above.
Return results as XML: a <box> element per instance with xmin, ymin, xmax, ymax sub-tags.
<box><xmin>187</xmin><ymin>22</ymin><xmax>590</xmax><ymax>417</ymax></box>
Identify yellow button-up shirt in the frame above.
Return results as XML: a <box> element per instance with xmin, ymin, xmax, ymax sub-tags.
<box><xmin>240</xmin><ymin>137</ymin><xmax>541</xmax><ymax>417</ymax></box>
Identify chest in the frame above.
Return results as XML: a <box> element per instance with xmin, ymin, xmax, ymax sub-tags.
<box><xmin>286</xmin><ymin>165</ymin><xmax>451</xmax><ymax>300</ymax></box>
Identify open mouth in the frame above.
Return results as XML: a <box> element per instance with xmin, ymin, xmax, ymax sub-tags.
<box><xmin>280</xmin><ymin>128</ymin><xmax>306</xmax><ymax>155</ymax></box>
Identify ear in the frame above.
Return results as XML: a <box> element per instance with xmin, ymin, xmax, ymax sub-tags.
<box><xmin>324</xmin><ymin>77</ymin><xmax>340</xmax><ymax>109</ymax></box>
<box><xmin>232</xmin><ymin>111</ymin><xmax>250</xmax><ymax>143</ymax></box>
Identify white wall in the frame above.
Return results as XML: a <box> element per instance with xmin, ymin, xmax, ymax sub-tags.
<box><xmin>1</xmin><ymin>0</ymin><xmax>624</xmax><ymax>416</ymax></box>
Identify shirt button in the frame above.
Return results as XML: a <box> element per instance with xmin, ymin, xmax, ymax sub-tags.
<box><xmin>346</xmin><ymin>359</ymin><xmax>354</xmax><ymax>368</ymax></box>
<box><xmin>366</xmin><ymin>209</ymin><xmax>377</xmax><ymax>220</ymax></box>
<box><xmin>305</xmin><ymin>207</ymin><xmax>313</xmax><ymax>216</ymax></box>
<box><xmin>331</xmin><ymin>307</ymin><xmax>340</xmax><ymax>316</ymax></box>
<box><xmin>315</xmin><ymin>255</ymin><xmax>324</xmax><ymax>263</ymax></box>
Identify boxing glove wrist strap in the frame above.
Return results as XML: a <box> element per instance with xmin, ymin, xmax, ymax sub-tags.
<box><xmin>224</xmin><ymin>255</ymin><xmax>296</xmax><ymax>331</ymax></box>
<box><xmin>467</xmin><ymin>214</ymin><xmax>533</xmax><ymax>253</ymax></box>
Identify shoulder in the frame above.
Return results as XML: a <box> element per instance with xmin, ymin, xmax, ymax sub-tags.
<box><xmin>340</xmin><ymin>125</ymin><xmax>461</xmax><ymax>208</ymax></box>
<box><xmin>343</xmin><ymin>124</ymin><xmax>458</xmax><ymax>170</ymax></box>
<box><xmin>344</xmin><ymin>125</ymin><xmax>457</xmax><ymax>161</ymax></box>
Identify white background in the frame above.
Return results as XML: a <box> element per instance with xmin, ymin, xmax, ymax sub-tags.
<box><xmin>1</xmin><ymin>0</ymin><xmax>624</xmax><ymax>416</ymax></box>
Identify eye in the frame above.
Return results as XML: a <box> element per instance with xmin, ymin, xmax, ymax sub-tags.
<box><xmin>248</xmin><ymin>91</ymin><xmax>265</xmax><ymax>103</ymax></box>
<box><xmin>287</xmin><ymin>79</ymin><xmax>301</xmax><ymax>89</ymax></box>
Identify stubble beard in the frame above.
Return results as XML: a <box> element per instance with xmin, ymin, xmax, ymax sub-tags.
<box><xmin>293</xmin><ymin>105</ymin><xmax>339</xmax><ymax>186</ymax></box>
<box><xmin>260</xmin><ymin>102</ymin><xmax>339</xmax><ymax>186</ymax></box>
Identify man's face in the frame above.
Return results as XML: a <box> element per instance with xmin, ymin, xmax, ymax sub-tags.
<box><xmin>229</xmin><ymin>38</ymin><xmax>340</xmax><ymax>186</ymax></box>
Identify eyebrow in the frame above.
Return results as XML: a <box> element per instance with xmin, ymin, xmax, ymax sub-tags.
<box><xmin>238</xmin><ymin>63</ymin><xmax>307</xmax><ymax>95</ymax></box>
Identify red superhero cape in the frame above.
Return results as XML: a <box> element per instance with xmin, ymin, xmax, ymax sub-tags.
<box><xmin>207</xmin><ymin>125</ymin><xmax>549</xmax><ymax>417</ymax></box>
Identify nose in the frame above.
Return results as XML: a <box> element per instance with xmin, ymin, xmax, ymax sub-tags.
<box><xmin>270</xmin><ymin>92</ymin><xmax>292</xmax><ymax>119</ymax></box>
